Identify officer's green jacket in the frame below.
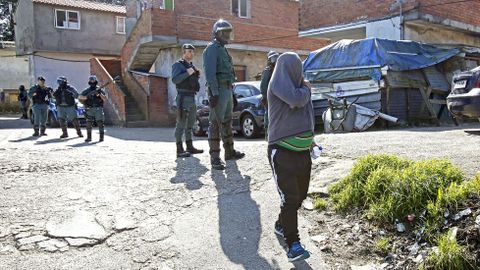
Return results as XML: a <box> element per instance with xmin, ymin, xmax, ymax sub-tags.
<box><xmin>260</xmin><ymin>65</ymin><xmax>274</xmax><ymax>100</ymax></box>
<box><xmin>203</xmin><ymin>40</ymin><xmax>236</xmax><ymax>96</ymax></box>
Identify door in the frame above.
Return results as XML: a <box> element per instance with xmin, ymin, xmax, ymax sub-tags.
<box><xmin>232</xmin><ymin>84</ymin><xmax>253</xmax><ymax>128</ymax></box>
<box><xmin>234</xmin><ymin>65</ymin><xmax>246</xmax><ymax>82</ymax></box>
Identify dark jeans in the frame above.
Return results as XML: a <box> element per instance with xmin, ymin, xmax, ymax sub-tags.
<box><xmin>267</xmin><ymin>145</ymin><xmax>311</xmax><ymax>247</ymax></box>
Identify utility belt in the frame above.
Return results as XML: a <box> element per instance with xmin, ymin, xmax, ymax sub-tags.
<box><xmin>177</xmin><ymin>90</ymin><xmax>196</xmax><ymax>97</ymax></box>
<box><xmin>218</xmin><ymin>80</ymin><xmax>233</xmax><ymax>89</ymax></box>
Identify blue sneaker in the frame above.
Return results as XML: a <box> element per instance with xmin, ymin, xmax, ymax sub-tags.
<box><xmin>274</xmin><ymin>221</ymin><xmax>284</xmax><ymax>237</ymax></box>
<box><xmin>287</xmin><ymin>242</ymin><xmax>310</xmax><ymax>262</ymax></box>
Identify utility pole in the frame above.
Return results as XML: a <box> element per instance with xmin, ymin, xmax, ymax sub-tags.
<box><xmin>390</xmin><ymin>0</ymin><xmax>406</xmax><ymax>40</ymax></box>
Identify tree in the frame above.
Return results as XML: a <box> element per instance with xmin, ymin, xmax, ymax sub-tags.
<box><xmin>0</xmin><ymin>0</ymin><xmax>17</xmax><ymax>41</ymax></box>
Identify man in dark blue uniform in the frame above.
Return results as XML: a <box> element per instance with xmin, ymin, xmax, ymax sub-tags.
<box><xmin>172</xmin><ymin>44</ymin><xmax>204</xmax><ymax>158</ymax></box>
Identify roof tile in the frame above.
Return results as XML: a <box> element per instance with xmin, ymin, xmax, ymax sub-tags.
<box><xmin>33</xmin><ymin>0</ymin><xmax>126</xmax><ymax>14</ymax></box>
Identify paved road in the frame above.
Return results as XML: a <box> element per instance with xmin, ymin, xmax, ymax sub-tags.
<box><xmin>1</xmin><ymin>115</ymin><xmax>479</xmax><ymax>270</ymax></box>
<box><xmin>0</xmin><ymin>115</ymin><xmax>328</xmax><ymax>270</ymax></box>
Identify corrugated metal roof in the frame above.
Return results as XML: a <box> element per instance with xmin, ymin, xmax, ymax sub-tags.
<box><xmin>32</xmin><ymin>0</ymin><xmax>126</xmax><ymax>14</ymax></box>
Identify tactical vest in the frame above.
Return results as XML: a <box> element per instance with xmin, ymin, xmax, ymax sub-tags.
<box><xmin>31</xmin><ymin>85</ymin><xmax>50</xmax><ymax>105</ymax></box>
<box><xmin>83</xmin><ymin>87</ymin><xmax>104</xmax><ymax>108</ymax></box>
<box><xmin>54</xmin><ymin>86</ymin><xmax>76</xmax><ymax>106</ymax></box>
<box><xmin>175</xmin><ymin>59</ymin><xmax>200</xmax><ymax>93</ymax></box>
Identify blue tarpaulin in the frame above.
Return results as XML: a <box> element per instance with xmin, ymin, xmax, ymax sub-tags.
<box><xmin>303</xmin><ymin>38</ymin><xmax>460</xmax><ymax>82</ymax></box>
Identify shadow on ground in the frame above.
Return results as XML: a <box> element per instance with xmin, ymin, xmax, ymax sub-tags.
<box><xmin>170</xmin><ymin>156</ymin><xmax>208</xmax><ymax>190</ymax></box>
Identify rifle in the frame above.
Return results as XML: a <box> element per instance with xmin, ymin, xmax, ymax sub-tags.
<box><xmin>78</xmin><ymin>77</ymin><xmax>117</xmax><ymax>104</ymax></box>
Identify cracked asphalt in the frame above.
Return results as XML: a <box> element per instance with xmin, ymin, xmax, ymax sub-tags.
<box><xmin>1</xmin><ymin>115</ymin><xmax>479</xmax><ymax>270</ymax></box>
<box><xmin>0</xmin><ymin>115</ymin><xmax>327</xmax><ymax>270</ymax></box>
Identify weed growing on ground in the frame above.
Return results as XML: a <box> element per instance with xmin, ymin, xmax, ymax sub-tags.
<box><xmin>313</xmin><ymin>197</ymin><xmax>328</xmax><ymax>210</ymax></box>
<box><xmin>419</xmin><ymin>229</ymin><xmax>475</xmax><ymax>270</ymax></box>
<box><xmin>328</xmin><ymin>154</ymin><xmax>477</xmax><ymax>233</ymax></box>
<box><xmin>374</xmin><ymin>236</ymin><xmax>391</xmax><ymax>255</ymax></box>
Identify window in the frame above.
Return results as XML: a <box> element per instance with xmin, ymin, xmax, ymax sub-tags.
<box><xmin>55</xmin><ymin>9</ymin><xmax>80</xmax><ymax>30</ymax></box>
<box><xmin>159</xmin><ymin>0</ymin><xmax>174</xmax><ymax>10</ymax></box>
<box><xmin>232</xmin><ymin>0</ymin><xmax>250</xmax><ymax>18</ymax></box>
<box><xmin>234</xmin><ymin>85</ymin><xmax>252</xmax><ymax>98</ymax></box>
<box><xmin>116</xmin><ymin>16</ymin><xmax>126</xmax><ymax>34</ymax></box>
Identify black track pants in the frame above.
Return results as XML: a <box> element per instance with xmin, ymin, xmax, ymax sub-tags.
<box><xmin>267</xmin><ymin>145</ymin><xmax>311</xmax><ymax>247</ymax></box>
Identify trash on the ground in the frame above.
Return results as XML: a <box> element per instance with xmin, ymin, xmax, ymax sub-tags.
<box><xmin>475</xmin><ymin>215</ymin><xmax>480</xmax><ymax>228</ymax></box>
<box><xmin>453</xmin><ymin>208</ymin><xmax>472</xmax><ymax>221</ymax></box>
<box><xmin>353</xmin><ymin>223</ymin><xmax>361</xmax><ymax>232</ymax></box>
<box><xmin>448</xmin><ymin>227</ymin><xmax>458</xmax><ymax>241</ymax></box>
<box><xmin>408</xmin><ymin>243</ymin><xmax>420</xmax><ymax>256</ymax></box>
<box><xmin>444</xmin><ymin>209</ymin><xmax>450</xmax><ymax>218</ymax></box>
<box><xmin>320</xmin><ymin>245</ymin><xmax>332</xmax><ymax>252</ymax></box>
<box><xmin>311</xmin><ymin>233</ymin><xmax>329</xmax><ymax>243</ymax></box>
<box><xmin>412</xmin><ymin>253</ymin><xmax>427</xmax><ymax>263</ymax></box>
<box><xmin>350</xmin><ymin>263</ymin><xmax>381</xmax><ymax>270</ymax></box>
<box><xmin>303</xmin><ymin>198</ymin><xmax>315</xmax><ymax>210</ymax></box>
<box><xmin>395</xmin><ymin>219</ymin><xmax>406</xmax><ymax>233</ymax></box>
<box><xmin>407</xmin><ymin>214</ymin><xmax>415</xmax><ymax>223</ymax></box>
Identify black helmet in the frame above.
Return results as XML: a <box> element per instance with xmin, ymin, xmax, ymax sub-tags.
<box><xmin>19</xmin><ymin>85</ymin><xmax>25</xmax><ymax>91</ymax></box>
<box><xmin>267</xmin><ymin>51</ymin><xmax>280</xmax><ymax>65</ymax></box>
<box><xmin>213</xmin><ymin>19</ymin><xmax>233</xmax><ymax>44</ymax></box>
<box><xmin>88</xmin><ymin>75</ymin><xmax>98</xmax><ymax>83</ymax></box>
<box><xmin>57</xmin><ymin>76</ymin><xmax>67</xmax><ymax>85</ymax></box>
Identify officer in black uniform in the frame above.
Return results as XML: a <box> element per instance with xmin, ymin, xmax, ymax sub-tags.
<box><xmin>172</xmin><ymin>43</ymin><xmax>204</xmax><ymax>158</ymax></box>
<box><xmin>28</xmin><ymin>76</ymin><xmax>52</xmax><ymax>136</ymax></box>
<box><xmin>53</xmin><ymin>76</ymin><xmax>83</xmax><ymax>138</ymax></box>
<box><xmin>18</xmin><ymin>85</ymin><xmax>28</xmax><ymax>119</ymax></box>
<box><xmin>260</xmin><ymin>50</ymin><xmax>279</xmax><ymax>134</ymax></box>
<box><xmin>79</xmin><ymin>76</ymin><xmax>106</xmax><ymax>142</ymax></box>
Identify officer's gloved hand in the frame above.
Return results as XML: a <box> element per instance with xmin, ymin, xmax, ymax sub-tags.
<box><xmin>209</xmin><ymin>95</ymin><xmax>219</xmax><ymax>108</ymax></box>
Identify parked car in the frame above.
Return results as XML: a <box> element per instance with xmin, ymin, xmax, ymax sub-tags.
<box><xmin>29</xmin><ymin>99</ymin><xmax>86</xmax><ymax>127</ymax></box>
<box><xmin>194</xmin><ymin>81</ymin><xmax>265</xmax><ymax>139</ymax></box>
<box><xmin>447</xmin><ymin>67</ymin><xmax>480</xmax><ymax>121</ymax></box>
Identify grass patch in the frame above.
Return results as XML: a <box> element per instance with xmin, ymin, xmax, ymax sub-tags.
<box><xmin>419</xmin><ymin>229</ymin><xmax>475</xmax><ymax>270</ymax></box>
<box><xmin>327</xmin><ymin>154</ymin><xmax>480</xmax><ymax>237</ymax></box>
<box><xmin>374</xmin><ymin>236</ymin><xmax>391</xmax><ymax>255</ymax></box>
<box><xmin>313</xmin><ymin>197</ymin><xmax>328</xmax><ymax>210</ymax></box>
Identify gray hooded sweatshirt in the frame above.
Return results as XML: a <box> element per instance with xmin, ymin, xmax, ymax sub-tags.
<box><xmin>267</xmin><ymin>52</ymin><xmax>314</xmax><ymax>145</ymax></box>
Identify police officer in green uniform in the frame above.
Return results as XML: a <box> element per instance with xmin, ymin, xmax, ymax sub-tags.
<box><xmin>203</xmin><ymin>19</ymin><xmax>245</xmax><ymax>170</ymax></box>
<box><xmin>172</xmin><ymin>44</ymin><xmax>204</xmax><ymax>158</ymax></box>
<box><xmin>80</xmin><ymin>76</ymin><xmax>105</xmax><ymax>142</ymax></box>
<box><xmin>260</xmin><ymin>50</ymin><xmax>279</xmax><ymax>135</ymax></box>
<box><xmin>53</xmin><ymin>76</ymin><xmax>83</xmax><ymax>139</ymax></box>
<box><xmin>28</xmin><ymin>76</ymin><xmax>52</xmax><ymax>136</ymax></box>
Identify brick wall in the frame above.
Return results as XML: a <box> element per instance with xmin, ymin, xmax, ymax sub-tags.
<box><xmin>128</xmin><ymin>0</ymin><xmax>326</xmax><ymax>52</ymax></box>
<box><xmin>148</xmin><ymin>76</ymin><xmax>174</xmax><ymax>126</ymax></box>
<box><xmin>300</xmin><ymin>0</ymin><xmax>480</xmax><ymax>31</ymax></box>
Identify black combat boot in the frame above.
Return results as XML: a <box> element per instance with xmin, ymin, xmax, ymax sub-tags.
<box><xmin>176</xmin><ymin>142</ymin><xmax>191</xmax><ymax>158</ymax></box>
<box><xmin>224</xmin><ymin>143</ymin><xmax>245</xmax><ymax>160</ymax></box>
<box><xmin>73</xmin><ymin>119</ymin><xmax>83</xmax><ymax>137</ymax></box>
<box><xmin>186</xmin><ymin>140</ymin><xmax>204</xmax><ymax>154</ymax></box>
<box><xmin>59</xmin><ymin>119</ymin><xmax>68</xmax><ymax>138</ymax></box>
<box><xmin>85</xmin><ymin>130</ymin><xmax>92</xmax><ymax>142</ymax></box>
<box><xmin>40</xmin><ymin>126</ymin><xmax>47</xmax><ymax>136</ymax></box>
<box><xmin>211</xmin><ymin>157</ymin><xmax>225</xmax><ymax>170</ymax></box>
<box><xmin>98</xmin><ymin>121</ymin><xmax>104</xmax><ymax>142</ymax></box>
<box><xmin>32</xmin><ymin>125</ymin><xmax>40</xmax><ymax>137</ymax></box>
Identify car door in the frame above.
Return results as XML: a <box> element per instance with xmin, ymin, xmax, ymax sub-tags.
<box><xmin>232</xmin><ymin>84</ymin><xmax>253</xmax><ymax>128</ymax></box>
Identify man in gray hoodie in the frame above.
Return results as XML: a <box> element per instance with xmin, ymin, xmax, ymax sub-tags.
<box><xmin>267</xmin><ymin>52</ymin><xmax>314</xmax><ymax>262</ymax></box>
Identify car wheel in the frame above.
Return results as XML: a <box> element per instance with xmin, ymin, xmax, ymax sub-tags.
<box><xmin>241</xmin><ymin>114</ymin><xmax>259</xmax><ymax>139</ymax></box>
<box><xmin>48</xmin><ymin>113</ymin><xmax>59</xmax><ymax>128</ymax></box>
<box><xmin>193</xmin><ymin>118</ymin><xmax>206</xmax><ymax>137</ymax></box>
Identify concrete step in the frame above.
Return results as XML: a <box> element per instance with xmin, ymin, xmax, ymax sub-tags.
<box><xmin>126</xmin><ymin>114</ymin><xmax>145</xmax><ymax>122</ymax></box>
<box><xmin>125</xmin><ymin>120</ymin><xmax>150</xmax><ymax>128</ymax></box>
